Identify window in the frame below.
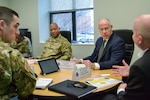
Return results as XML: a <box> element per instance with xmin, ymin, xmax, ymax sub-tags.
<box><xmin>50</xmin><ymin>0</ymin><xmax>94</xmax><ymax>43</ymax></box>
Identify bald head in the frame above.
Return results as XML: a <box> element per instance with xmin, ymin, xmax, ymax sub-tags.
<box><xmin>98</xmin><ymin>18</ymin><xmax>113</xmax><ymax>40</ymax></box>
<box><xmin>50</xmin><ymin>23</ymin><xmax>59</xmax><ymax>28</ymax></box>
<box><xmin>98</xmin><ymin>18</ymin><xmax>111</xmax><ymax>26</ymax></box>
<box><xmin>50</xmin><ymin>23</ymin><xmax>60</xmax><ymax>38</ymax></box>
<box><xmin>133</xmin><ymin>14</ymin><xmax>150</xmax><ymax>42</ymax></box>
<box><xmin>132</xmin><ymin>14</ymin><xmax>150</xmax><ymax>50</ymax></box>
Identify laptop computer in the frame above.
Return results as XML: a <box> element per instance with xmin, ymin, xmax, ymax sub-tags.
<box><xmin>38</xmin><ymin>58</ymin><xmax>60</xmax><ymax>75</ymax></box>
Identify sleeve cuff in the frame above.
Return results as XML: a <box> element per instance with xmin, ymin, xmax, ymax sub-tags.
<box><xmin>80</xmin><ymin>59</ymin><xmax>83</xmax><ymax>64</ymax></box>
<box><xmin>94</xmin><ymin>63</ymin><xmax>100</xmax><ymax>70</ymax></box>
<box><xmin>117</xmin><ymin>88</ymin><xmax>125</xmax><ymax>94</ymax></box>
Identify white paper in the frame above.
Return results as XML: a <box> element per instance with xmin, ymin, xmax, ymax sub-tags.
<box><xmin>36</xmin><ymin>78</ymin><xmax>53</xmax><ymax>89</ymax></box>
<box><xmin>56</xmin><ymin>60</ymin><xmax>75</xmax><ymax>70</ymax></box>
<box><xmin>76</xmin><ymin>64</ymin><xmax>86</xmax><ymax>69</ymax></box>
<box><xmin>86</xmin><ymin>77</ymin><xmax>122</xmax><ymax>88</ymax></box>
<box><xmin>27</xmin><ymin>59</ymin><xmax>39</xmax><ymax>64</ymax></box>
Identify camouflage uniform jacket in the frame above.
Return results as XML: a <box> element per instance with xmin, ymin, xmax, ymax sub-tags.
<box><xmin>10</xmin><ymin>37</ymin><xmax>31</xmax><ymax>57</ymax></box>
<box><xmin>38</xmin><ymin>34</ymin><xmax>72</xmax><ymax>60</ymax></box>
<box><xmin>0</xmin><ymin>37</ymin><xmax>36</xmax><ymax>100</ymax></box>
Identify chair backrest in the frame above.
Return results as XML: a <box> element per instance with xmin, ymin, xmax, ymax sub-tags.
<box><xmin>60</xmin><ymin>31</ymin><xmax>71</xmax><ymax>43</ymax></box>
<box><xmin>24</xmin><ymin>31</ymin><xmax>32</xmax><ymax>44</ymax></box>
<box><xmin>113</xmin><ymin>29</ymin><xmax>134</xmax><ymax>65</ymax></box>
<box><xmin>19</xmin><ymin>28</ymin><xmax>32</xmax><ymax>44</ymax></box>
<box><xmin>19</xmin><ymin>28</ymin><xmax>32</xmax><ymax>57</ymax></box>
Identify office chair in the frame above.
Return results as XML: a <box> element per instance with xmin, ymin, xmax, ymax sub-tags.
<box><xmin>113</xmin><ymin>29</ymin><xmax>134</xmax><ymax>65</ymax></box>
<box><xmin>24</xmin><ymin>31</ymin><xmax>32</xmax><ymax>44</ymax></box>
<box><xmin>19</xmin><ymin>28</ymin><xmax>32</xmax><ymax>57</ymax></box>
<box><xmin>19</xmin><ymin>28</ymin><xmax>32</xmax><ymax>44</ymax></box>
<box><xmin>60</xmin><ymin>31</ymin><xmax>71</xmax><ymax>43</ymax></box>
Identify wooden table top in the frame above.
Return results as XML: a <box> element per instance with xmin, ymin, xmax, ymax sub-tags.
<box><xmin>31</xmin><ymin>64</ymin><xmax>121</xmax><ymax>96</ymax></box>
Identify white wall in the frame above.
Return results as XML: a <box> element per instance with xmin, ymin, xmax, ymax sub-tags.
<box><xmin>1</xmin><ymin>0</ymin><xmax>150</xmax><ymax>64</ymax></box>
<box><xmin>94</xmin><ymin>0</ymin><xmax>150</xmax><ymax>65</ymax></box>
<box><xmin>7</xmin><ymin>0</ymin><xmax>41</xmax><ymax>57</ymax></box>
<box><xmin>0</xmin><ymin>0</ymin><xmax>9</xmax><ymax>7</ymax></box>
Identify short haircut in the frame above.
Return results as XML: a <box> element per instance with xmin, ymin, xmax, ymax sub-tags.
<box><xmin>0</xmin><ymin>6</ymin><xmax>19</xmax><ymax>25</ymax></box>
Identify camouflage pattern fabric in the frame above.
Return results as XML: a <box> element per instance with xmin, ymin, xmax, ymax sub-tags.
<box><xmin>10</xmin><ymin>36</ymin><xmax>31</xmax><ymax>57</ymax></box>
<box><xmin>38</xmin><ymin>34</ymin><xmax>72</xmax><ymax>60</ymax></box>
<box><xmin>0</xmin><ymin>37</ymin><xmax>36</xmax><ymax>99</ymax></box>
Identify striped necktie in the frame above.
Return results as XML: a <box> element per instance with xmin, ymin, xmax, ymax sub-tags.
<box><xmin>97</xmin><ymin>40</ymin><xmax>106</xmax><ymax>62</ymax></box>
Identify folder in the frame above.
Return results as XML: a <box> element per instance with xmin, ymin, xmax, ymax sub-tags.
<box><xmin>48</xmin><ymin>80</ymin><xmax>97</xmax><ymax>98</ymax></box>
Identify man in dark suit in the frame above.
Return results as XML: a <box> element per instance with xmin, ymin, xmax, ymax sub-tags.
<box><xmin>71</xmin><ymin>18</ymin><xmax>125</xmax><ymax>70</ymax></box>
<box><xmin>102</xmin><ymin>14</ymin><xmax>150</xmax><ymax>100</ymax></box>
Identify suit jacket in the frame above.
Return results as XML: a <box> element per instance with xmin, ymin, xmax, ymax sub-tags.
<box><xmin>83</xmin><ymin>32</ymin><xmax>125</xmax><ymax>69</ymax></box>
<box><xmin>118</xmin><ymin>48</ymin><xmax>150</xmax><ymax>100</ymax></box>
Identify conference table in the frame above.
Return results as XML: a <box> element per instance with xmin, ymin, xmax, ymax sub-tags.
<box><xmin>30</xmin><ymin>63</ymin><xmax>122</xmax><ymax>99</ymax></box>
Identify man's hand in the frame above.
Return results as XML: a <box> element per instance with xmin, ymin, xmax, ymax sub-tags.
<box><xmin>118</xmin><ymin>83</ymin><xmax>127</xmax><ymax>89</ymax></box>
<box><xmin>70</xmin><ymin>57</ymin><xmax>82</xmax><ymax>64</ymax></box>
<box><xmin>83</xmin><ymin>60</ymin><xmax>95</xmax><ymax>69</ymax></box>
<box><xmin>112</xmin><ymin>60</ymin><xmax>130</xmax><ymax>77</ymax></box>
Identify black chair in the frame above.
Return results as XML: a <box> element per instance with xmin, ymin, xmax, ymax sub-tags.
<box><xmin>113</xmin><ymin>29</ymin><xmax>134</xmax><ymax>65</ymax></box>
<box><xmin>19</xmin><ymin>28</ymin><xmax>32</xmax><ymax>57</ymax></box>
<box><xmin>60</xmin><ymin>31</ymin><xmax>71</xmax><ymax>43</ymax></box>
<box><xmin>24</xmin><ymin>31</ymin><xmax>32</xmax><ymax>44</ymax></box>
<box><xmin>19</xmin><ymin>28</ymin><xmax>32</xmax><ymax>44</ymax></box>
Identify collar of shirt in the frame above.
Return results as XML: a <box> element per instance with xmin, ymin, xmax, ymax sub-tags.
<box><xmin>103</xmin><ymin>39</ymin><xmax>109</xmax><ymax>47</ymax></box>
<box><xmin>51</xmin><ymin>34</ymin><xmax>61</xmax><ymax>41</ymax></box>
<box><xmin>137</xmin><ymin>48</ymin><xmax>149</xmax><ymax>58</ymax></box>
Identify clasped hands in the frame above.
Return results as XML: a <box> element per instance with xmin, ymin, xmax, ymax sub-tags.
<box><xmin>70</xmin><ymin>58</ymin><xmax>95</xmax><ymax>69</ymax></box>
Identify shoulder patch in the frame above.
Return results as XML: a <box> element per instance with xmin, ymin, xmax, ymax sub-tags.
<box><xmin>24</xmin><ymin>59</ymin><xmax>30</xmax><ymax>72</ymax></box>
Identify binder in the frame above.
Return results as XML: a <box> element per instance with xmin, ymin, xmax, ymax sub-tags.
<box><xmin>48</xmin><ymin>80</ymin><xmax>97</xmax><ymax>98</ymax></box>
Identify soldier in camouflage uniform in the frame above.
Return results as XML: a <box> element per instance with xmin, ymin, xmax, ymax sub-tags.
<box><xmin>38</xmin><ymin>23</ymin><xmax>72</xmax><ymax>60</ymax></box>
<box><xmin>11</xmin><ymin>34</ymin><xmax>32</xmax><ymax>58</ymax></box>
<box><xmin>0</xmin><ymin>6</ymin><xmax>36</xmax><ymax>100</ymax></box>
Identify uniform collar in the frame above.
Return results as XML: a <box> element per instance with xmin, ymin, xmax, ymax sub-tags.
<box><xmin>0</xmin><ymin>36</ymin><xmax>11</xmax><ymax>46</ymax></box>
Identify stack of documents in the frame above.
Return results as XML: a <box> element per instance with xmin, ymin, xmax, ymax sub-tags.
<box><xmin>36</xmin><ymin>78</ymin><xmax>53</xmax><ymax>89</ymax></box>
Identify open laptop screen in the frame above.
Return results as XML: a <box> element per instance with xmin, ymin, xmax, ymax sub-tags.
<box><xmin>38</xmin><ymin>58</ymin><xmax>60</xmax><ymax>75</ymax></box>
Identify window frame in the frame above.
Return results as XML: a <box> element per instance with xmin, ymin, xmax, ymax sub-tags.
<box><xmin>49</xmin><ymin>8</ymin><xmax>93</xmax><ymax>42</ymax></box>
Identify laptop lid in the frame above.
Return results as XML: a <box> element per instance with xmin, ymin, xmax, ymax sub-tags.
<box><xmin>38</xmin><ymin>58</ymin><xmax>60</xmax><ymax>75</ymax></box>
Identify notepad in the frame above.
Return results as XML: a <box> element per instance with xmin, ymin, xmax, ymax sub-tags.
<box><xmin>36</xmin><ymin>78</ymin><xmax>53</xmax><ymax>89</ymax></box>
<box><xmin>48</xmin><ymin>80</ymin><xmax>97</xmax><ymax>98</ymax></box>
